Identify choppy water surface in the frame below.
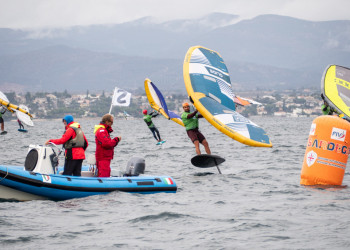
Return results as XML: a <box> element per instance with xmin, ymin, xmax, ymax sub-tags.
<box><xmin>1</xmin><ymin>116</ymin><xmax>350</xmax><ymax>249</ymax></box>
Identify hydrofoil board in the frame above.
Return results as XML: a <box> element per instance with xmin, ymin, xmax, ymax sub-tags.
<box><xmin>191</xmin><ymin>154</ymin><xmax>225</xmax><ymax>168</ymax></box>
<box><xmin>156</xmin><ymin>140</ymin><xmax>166</xmax><ymax>145</ymax></box>
<box><xmin>191</xmin><ymin>154</ymin><xmax>225</xmax><ymax>174</ymax></box>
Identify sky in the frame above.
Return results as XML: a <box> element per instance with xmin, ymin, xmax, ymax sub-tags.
<box><xmin>0</xmin><ymin>0</ymin><xmax>350</xmax><ymax>29</ymax></box>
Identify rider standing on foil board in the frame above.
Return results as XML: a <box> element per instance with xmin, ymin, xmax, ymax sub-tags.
<box><xmin>143</xmin><ymin>109</ymin><xmax>162</xmax><ymax>143</ymax></box>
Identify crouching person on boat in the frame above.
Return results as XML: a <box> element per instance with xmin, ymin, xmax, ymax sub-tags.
<box><xmin>45</xmin><ymin>115</ymin><xmax>88</xmax><ymax>176</ymax></box>
<box><xmin>94</xmin><ymin>114</ymin><xmax>121</xmax><ymax>177</ymax></box>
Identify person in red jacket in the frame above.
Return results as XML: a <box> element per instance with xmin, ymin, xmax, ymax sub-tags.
<box><xmin>94</xmin><ymin>114</ymin><xmax>121</xmax><ymax>177</ymax></box>
<box><xmin>45</xmin><ymin>115</ymin><xmax>88</xmax><ymax>176</ymax></box>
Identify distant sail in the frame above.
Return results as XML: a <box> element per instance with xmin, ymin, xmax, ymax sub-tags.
<box><xmin>322</xmin><ymin>65</ymin><xmax>350</xmax><ymax>119</ymax></box>
<box><xmin>183</xmin><ymin>46</ymin><xmax>272</xmax><ymax>147</ymax></box>
<box><xmin>144</xmin><ymin>78</ymin><xmax>184</xmax><ymax>127</ymax></box>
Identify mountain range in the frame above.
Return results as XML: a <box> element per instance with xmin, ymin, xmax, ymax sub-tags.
<box><xmin>0</xmin><ymin>13</ymin><xmax>349</xmax><ymax>93</ymax></box>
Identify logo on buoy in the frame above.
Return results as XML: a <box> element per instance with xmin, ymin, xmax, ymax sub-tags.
<box><xmin>306</xmin><ymin>150</ymin><xmax>317</xmax><ymax>167</ymax></box>
<box><xmin>331</xmin><ymin>127</ymin><xmax>346</xmax><ymax>142</ymax></box>
<box><xmin>309</xmin><ymin>123</ymin><xmax>316</xmax><ymax>136</ymax></box>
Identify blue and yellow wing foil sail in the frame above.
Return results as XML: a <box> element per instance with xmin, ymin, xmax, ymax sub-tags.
<box><xmin>321</xmin><ymin>65</ymin><xmax>350</xmax><ymax>120</ymax></box>
<box><xmin>144</xmin><ymin>78</ymin><xmax>184</xmax><ymax>127</ymax></box>
<box><xmin>183</xmin><ymin>46</ymin><xmax>272</xmax><ymax>147</ymax></box>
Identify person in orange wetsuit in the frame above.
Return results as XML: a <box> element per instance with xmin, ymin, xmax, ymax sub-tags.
<box><xmin>45</xmin><ymin>115</ymin><xmax>88</xmax><ymax>176</ymax></box>
<box><xmin>94</xmin><ymin>114</ymin><xmax>121</xmax><ymax>177</ymax></box>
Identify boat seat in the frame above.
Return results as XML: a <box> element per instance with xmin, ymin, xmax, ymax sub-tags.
<box><xmin>86</xmin><ymin>154</ymin><xmax>97</xmax><ymax>176</ymax></box>
<box><xmin>87</xmin><ymin>154</ymin><xmax>96</xmax><ymax>165</ymax></box>
<box><xmin>81</xmin><ymin>171</ymin><xmax>95</xmax><ymax>177</ymax></box>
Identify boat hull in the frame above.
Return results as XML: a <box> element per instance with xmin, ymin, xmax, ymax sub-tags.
<box><xmin>0</xmin><ymin>165</ymin><xmax>177</xmax><ymax>201</ymax></box>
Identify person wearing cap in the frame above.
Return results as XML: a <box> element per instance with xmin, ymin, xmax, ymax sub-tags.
<box><xmin>181</xmin><ymin>102</ymin><xmax>211</xmax><ymax>155</ymax></box>
<box><xmin>45</xmin><ymin>115</ymin><xmax>88</xmax><ymax>176</ymax></box>
<box><xmin>142</xmin><ymin>109</ymin><xmax>162</xmax><ymax>142</ymax></box>
<box><xmin>94</xmin><ymin>114</ymin><xmax>121</xmax><ymax>177</ymax></box>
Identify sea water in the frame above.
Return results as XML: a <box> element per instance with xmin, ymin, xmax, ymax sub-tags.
<box><xmin>1</xmin><ymin>116</ymin><xmax>350</xmax><ymax>249</ymax></box>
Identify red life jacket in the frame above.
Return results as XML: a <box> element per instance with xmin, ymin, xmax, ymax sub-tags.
<box><xmin>94</xmin><ymin>123</ymin><xmax>119</xmax><ymax>161</ymax></box>
<box><xmin>49</xmin><ymin>122</ymin><xmax>88</xmax><ymax>160</ymax></box>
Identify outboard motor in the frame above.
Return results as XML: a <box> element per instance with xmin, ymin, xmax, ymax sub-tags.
<box><xmin>124</xmin><ymin>157</ymin><xmax>145</xmax><ymax>176</ymax></box>
<box><xmin>24</xmin><ymin>145</ymin><xmax>59</xmax><ymax>175</ymax></box>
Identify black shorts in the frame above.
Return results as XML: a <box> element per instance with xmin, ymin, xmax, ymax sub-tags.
<box><xmin>0</xmin><ymin>117</ymin><xmax>3</xmax><ymax>123</ymax></box>
<box><xmin>186</xmin><ymin>128</ymin><xmax>205</xmax><ymax>143</ymax></box>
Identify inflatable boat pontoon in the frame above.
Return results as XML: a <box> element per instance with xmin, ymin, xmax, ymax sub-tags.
<box><xmin>0</xmin><ymin>145</ymin><xmax>177</xmax><ymax>201</ymax></box>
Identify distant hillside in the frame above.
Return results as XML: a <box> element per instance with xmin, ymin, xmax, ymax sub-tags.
<box><xmin>0</xmin><ymin>46</ymin><xmax>184</xmax><ymax>92</ymax></box>
<box><xmin>0</xmin><ymin>13</ymin><xmax>349</xmax><ymax>92</ymax></box>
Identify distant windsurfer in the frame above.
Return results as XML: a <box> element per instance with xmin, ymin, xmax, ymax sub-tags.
<box><xmin>17</xmin><ymin>119</ymin><xmax>24</xmax><ymax>130</ymax></box>
<box><xmin>143</xmin><ymin>109</ymin><xmax>162</xmax><ymax>142</ymax></box>
<box><xmin>181</xmin><ymin>102</ymin><xmax>211</xmax><ymax>155</ymax></box>
<box><xmin>0</xmin><ymin>106</ymin><xmax>6</xmax><ymax>134</ymax></box>
<box><xmin>123</xmin><ymin>111</ymin><xmax>129</xmax><ymax>120</ymax></box>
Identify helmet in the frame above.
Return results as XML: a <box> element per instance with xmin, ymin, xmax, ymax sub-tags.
<box><xmin>142</xmin><ymin>109</ymin><xmax>148</xmax><ymax>115</ymax></box>
<box><xmin>182</xmin><ymin>102</ymin><xmax>190</xmax><ymax>108</ymax></box>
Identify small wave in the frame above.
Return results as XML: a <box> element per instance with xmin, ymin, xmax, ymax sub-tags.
<box><xmin>236</xmin><ymin>222</ymin><xmax>272</xmax><ymax>231</ymax></box>
<box><xmin>193</xmin><ymin>172</ymin><xmax>215</xmax><ymax>176</ymax></box>
<box><xmin>128</xmin><ymin>211</ymin><xmax>189</xmax><ymax>223</ymax></box>
<box><xmin>215</xmin><ymin>200</ymin><xmax>226</xmax><ymax>205</ymax></box>
<box><xmin>263</xmin><ymin>235</ymin><xmax>291</xmax><ymax>241</ymax></box>
<box><xmin>2</xmin><ymin>236</ymin><xmax>34</xmax><ymax>244</ymax></box>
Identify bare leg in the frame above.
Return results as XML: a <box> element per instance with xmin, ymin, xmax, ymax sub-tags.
<box><xmin>193</xmin><ymin>140</ymin><xmax>201</xmax><ymax>155</ymax></box>
<box><xmin>201</xmin><ymin>139</ymin><xmax>211</xmax><ymax>155</ymax></box>
<box><xmin>0</xmin><ymin>122</ymin><xmax>4</xmax><ymax>132</ymax></box>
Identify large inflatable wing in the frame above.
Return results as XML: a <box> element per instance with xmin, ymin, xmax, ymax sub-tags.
<box><xmin>0</xmin><ymin>91</ymin><xmax>33</xmax><ymax>118</ymax></box>
<box><xmin>321</xmin><ymin>65</ymin><xmax>350</xmax><ymax>120</ymax></box>
<box><xmin>144</xmin><ymin>78</ymin><xmax>184</xmax><ymax>127</ymax></box>
<box><xmin>0</xmin><ymin>91</ymin><xmax>14</xmax><ymax>113</ymax></box>
<box><xmin>183</xmin><ymin>46</ymin><xmax>272</xmax><ymax>147</ymax></box>
<box><xmin>16</xmin><ymin>105</ymin><xmax>34</xmax><ymax>126</ymax></box>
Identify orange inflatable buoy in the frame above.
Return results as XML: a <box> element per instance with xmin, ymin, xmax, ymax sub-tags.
<box><xmin>301</xmin><ymin>115</ymin><xmax>350</xmax><ymax>185</ymax></box>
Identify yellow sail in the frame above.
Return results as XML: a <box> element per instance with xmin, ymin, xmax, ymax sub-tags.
<box><xmin>144</xmin><ymin>78</ymin><xmax>184</xmax><ymax>127</ymax></box>
<box><xmin>322</xmin><ymin>65</ymin><xmax>350</xmax><ymax>119</ymax></box>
